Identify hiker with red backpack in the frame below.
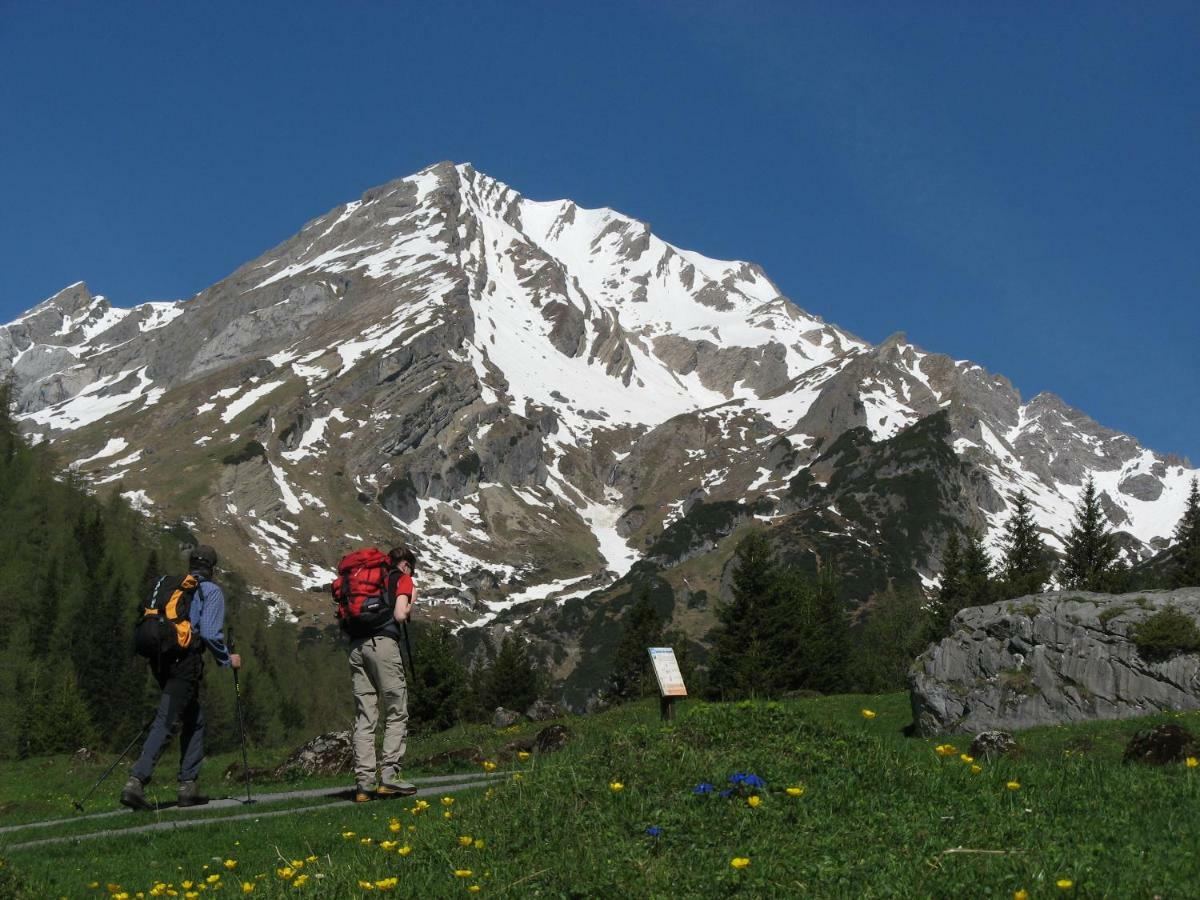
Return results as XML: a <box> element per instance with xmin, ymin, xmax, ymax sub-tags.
<box><xmin>121</xmin><ymin>545</ymin><xmax>242</xmax><ymax>811</ymax></box>
<box><xmin>332</xmin><ymin>545</ymin><xmax>419</xmax><ymax>801</ymax></box>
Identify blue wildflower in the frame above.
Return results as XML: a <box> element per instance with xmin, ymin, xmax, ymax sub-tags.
<box><xmin>718</xmin><ymin>788</ymin><xmax>734</xmax><ymax>799</ymax></box>
<box><xmin>646</xmin><ymin>826</ymin><xmax>662</xmax><ymax>837</ymax></box>
<box><xmin>692</xmin><ymin>782</ymin><xmax>714</xmax><ymax>795</ymax></box>
<box><xmin>741</xmin><ymin>774</ymin><xmax>766</xmax><ymax>789</ymax></box>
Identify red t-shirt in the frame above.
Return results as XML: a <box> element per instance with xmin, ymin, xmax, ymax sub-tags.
<box><xmin>392</xmin><ymin>573</ymin><xmax>414</xmax><ymax>602</ymax></box>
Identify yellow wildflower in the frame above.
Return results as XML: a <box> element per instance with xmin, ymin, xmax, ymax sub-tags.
<box><xmin>389</xmin><ymin>819</ymin><xmax>402</xmax><ymax>833</ymax></box>
<box><xmin>379</xmin><ymin>840</ymin><xmax>398</xmax><ymax>850</ymax></box>
<box><xmin>1014</xmin><ymin>891</ymin><xmax>1029</xmax><ymax>900</ymax></box>
<box><xmin>398</xmin><ymin>845</ymin><xmax>413</xmax><ymax>856</ymax></box>
<box><xmin>934</xmin><ymin>744</ymin><xmax>957</xmax><ymax>757</ymax></box>
<box><xmin>182</xmin><ymin>883</ymin><xmax>194</xmax><ymax>891</ymax></box>
<box><xmin>185</xmin><ymin>893</ymin><xmax>199</xmax><ymax>900</ymax></box>
<box><xmin>1006</xmin><ymin>781</ymin><xmax>1021</xmax><ymax>791</ymax></box>
<box><xmin>459</xmin><ymin>835</ymin><xmax>474</xmax><ymax>846</ymax></box>
<box><xmin>375</xmin><ymin>877</ymin><xmax>398</xmax><ymax>891</ymax></box>
<box><xmin>1187</xmin><ymin>757</ymin><xmax>1198</xmax><ymax>768</ymax></box>
<box><xmin>342</xmin><ymin>831</ymin><xmax>356</xmax><ymax>839</ymax></box>
<box><xmin>360</xmin><ymin>837</ymin><xmax>374</xmax><ymax>845</ymax></box>
<box><xmin>454</xmin><ymin>869</ymin><xmax>474</xmax><ymax>878</ymax></box>
<box><xmin>358</xmin><ymin>882</ymin><xmax>375</xmax><ymax>891</ymax></box>
<box><xmin>89</xmin><ymin>884</ymin><xmax>101</xmax><ymax>890</ymax></box>
<box><xmin>861</xmin><ymin>708</ymin><xmax>876</xmax><ymax>719</ymax></box>
<box><xmin>293</xmin><ymin>874</ymin><xmax>309</xmax><ymax>888</ymax></box>
<box><xmin>786</xmin><ymin>786</ymin><xmax>805</xmax><ymax>797</ymax></box>
<box><xmin>474</xmin><ymin>838</ymin><xmax>486</xmax><ymax>850</ymax></box>
<box><xmin>290</xmin><ymin>860</ymin><xmax>304</xmax><ymax>868</ymax></box>
<box><xmin>441</xmin><ymin>796</ymin><xmax>456</xmax><ymax>806</ymax></box>
<box><xmin>469</xmin><ymin>888</ymin><xmax>482</xmax><ymax>894</ymax></box>
<box><xmin>206</xmin><ymin>875</ymin><xmax>221</xmax><ymax>884</ymax></box>
<box><xmin>970</xmin><ymin>764</ymin><xmax>983</xmax><ymax>775</ymax></box>
<box><xmin>223</xmin><ymin>860</ymin><xmax>237</xmax><ymax>870</ymax></box>
<box><xmin>1056</xmin><ymin>879</ymin><xmax>1074</xmax><ymax>889</ymax></box>
<box><xmin>517</xmin><ymin>751</ymin><xmax>531</xmax><ymax>761</ymax></box>
<box><xmin>731</xmin><ymin>857</ymin><xmax>750</xmax><ymax>870</ymax></box>
<box><xmin>747</xmin><ymin>795</ymin><xmax>761</xmax><ymax>808</ymax></box>
<box><xmin>276</xmin><ymin>867</ymin><xmax>295</xmax><ymax>880</ymax></box>
<box><xmin>512</xmin><ymin>773</ymin><xmax>523</xmax><ymax>781</ymax></box>
<box><xmin>305</xmin><ymin>856</ymin><xmax>317</xmax><ymax>863</ymax></box>
<box><xmin>609</xmin><ymin>781</ymin><xmax>624</xmax><ymax>792</ymax></box>
<box><xmin>482</xmin><ymin>760</ymin><xmax>497</xmax><ymax>772</ymax></box>
<box><xmin>960</xmin><ymin>754</ymin><xmax>974</xmax><ymax>763</ymax></box>
<box><xmin>444</xmin><ymin>810</ymin><xmax>454</xmax><ymax>819</ymax></box>
<box><xmin>241</xmin><ymin>884</ymin><xmax>255</xmax><ymax>895</ymax></box>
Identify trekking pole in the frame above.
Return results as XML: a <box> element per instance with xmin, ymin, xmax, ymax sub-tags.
<box><xmin>73</xmin><ymin>718</ymin><xmax>152</xmax><ymax>812</ymax></box>
<box><xmin>401</xmin><ymin>620</ymin><xmax>416</xmax><ymax>682</ymax></box>
<box><xmin>228</xmin><ymin>628</ymin><xmax>255</xmax><ymax>805</ymax></box>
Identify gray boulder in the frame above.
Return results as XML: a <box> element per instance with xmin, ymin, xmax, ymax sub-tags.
<box><xmin>273</xmin><ymin>730</ymin><xmax>353</xmax><ymax>777</ymax></box>
<box><xmin>525</xmin><ymin>699</ymin><xmax>563</xmax><ymax>722</ymax></box>
<box><xmin>910</xmin><ymin>589</ymin><xmax>1200</xmax><ymax>735</ymax></box>
<box><xmin>492</xmin><ymin>707</ymin><xmax>523</xmax><ymax>729</ymax></box>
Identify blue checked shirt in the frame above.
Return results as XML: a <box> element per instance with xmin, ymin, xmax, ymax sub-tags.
<box><xmin>189</xmin><ymin>575</ymin><xmax>232</xmax><ymax>666</ymax></box>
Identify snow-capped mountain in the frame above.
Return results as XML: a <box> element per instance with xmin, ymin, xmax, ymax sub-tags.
<box><xmin>2</xmin><ymin>162</ymin><xmax>1194</xmax><ymax>656</ymax></box>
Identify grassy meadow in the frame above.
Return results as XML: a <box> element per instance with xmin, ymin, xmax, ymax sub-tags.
<box><xmin>3</xmin><ymin>693</ymin><xmax>1200</xmax><ymax>898</ymax></box>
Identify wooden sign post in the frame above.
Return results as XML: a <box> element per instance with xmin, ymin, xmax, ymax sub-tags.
<box><xmin>648</xmin><ymin>647</ymin><xmax>687</xmax><ymax>721</ymax></box>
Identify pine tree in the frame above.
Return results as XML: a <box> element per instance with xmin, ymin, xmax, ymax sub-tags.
<box><xmin>608</xmin><ymin>591</ymin><xmax>666</xmax><ymax>701</ymax></box>
<box><xmin>961</xmin><ymin>529</ymin><xmax>995</xmax><ymax>608</ymax></box>
<box><xmin>928</xmin><ymin>532</ymin><xmax>964</xmax><ymax>639</ymax></box>
<box><xmin>1172</xmin><ymin>477</ymin><xmax>1200</xmax><ymax>588</ymax></box>
<box><xmin>706</xmin><ymin>532</ymin><xmax>780</xmax><ymax>700</ymax></box>
<box><xmin>479</xmin><ymin>635</ymin><xmax>543</xmax><ymax>714</ymax></box>
<box><xmin>409</xmin><ymin>624</ymin><xmax>467</xmax><ymax>731</ymax></box>
<box><xmin>1060</xmin><ymin>477</ymin><xmax>1120</xmax><ymax>591</ymax></box>
<box><xmin>998</xmin><ymin>491</ymin><xmax>1052</xmax><ymax>598</ymax></box>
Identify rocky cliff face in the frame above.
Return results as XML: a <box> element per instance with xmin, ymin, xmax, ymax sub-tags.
<box><xmin>2</xmin><ymin>162</ymin><xmax>1196</xmax><ymax>699</ymax></box>
<box><xmin>910</xmin><ymin>589</ymin><xmax>1200</xmax><ymax>735</ymax></box>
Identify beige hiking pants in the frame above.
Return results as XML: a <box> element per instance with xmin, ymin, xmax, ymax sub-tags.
<box><xmin>348</xmin><ymin>635</ymin><xmax>409</xmax><ymax>788</ymax></box>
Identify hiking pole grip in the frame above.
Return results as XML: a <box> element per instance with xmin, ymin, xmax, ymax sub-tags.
<box><xmin>227</xmin><ymin>627</ymin><xmax>255</xmax><ymax>804</ymax></box>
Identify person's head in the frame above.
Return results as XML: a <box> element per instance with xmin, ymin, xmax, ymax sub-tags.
<box><xmin>388</xmin><ymin>546</ymin><xmax>417</xmax><ymax>575</ymax></box>
<box><xmin>189</xmin><ymin>544</ymin><xmax>218</xmax><ymax>577</ymax></box>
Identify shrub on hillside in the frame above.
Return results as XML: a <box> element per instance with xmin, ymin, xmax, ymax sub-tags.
<box><xmin>1131</xmin><ymin>606</ymin><xmax>1200</xmax><ymax>662</ymax></box>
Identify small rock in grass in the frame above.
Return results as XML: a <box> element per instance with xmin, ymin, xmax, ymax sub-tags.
<box><xmin>970</xmin><ymin>731</ymin><xmax>1018</xmax><ymax>760</ymax></box>
<box><xmin>525</xmin><ymin>699</ymin><xmax>564</xmax><ymax>722</ymax></box>
<box><xmin>534</xmin><ymin>724</ymin><xmax>571</xmax><ymax>754</ymax></box>
<box><xmin>492</xmin><ymin>707</ymin><xmax>524</xmax><ymax>729</ymax></box>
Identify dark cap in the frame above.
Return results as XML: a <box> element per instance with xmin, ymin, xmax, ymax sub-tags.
<box><xmin>189</xmin><ymin>544</ymin><xmax>218</xmax><ymax>570</ymax></box>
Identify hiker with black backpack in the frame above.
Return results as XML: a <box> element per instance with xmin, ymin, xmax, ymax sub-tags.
<box><xmin>120</xmin><ymin>545</ymin><xmax>241</xmax><ymax>811</ymax></box>
<box><xmin>332</xmin><ymin>545</ymin><xmax>418</xmax><ymax>802</ymax></box>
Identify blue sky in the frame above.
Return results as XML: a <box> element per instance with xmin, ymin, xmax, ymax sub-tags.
<box><xmin>2</xmin><ymin>1</ymin><xmax>1197</xmax><ymax>462</ymax></box>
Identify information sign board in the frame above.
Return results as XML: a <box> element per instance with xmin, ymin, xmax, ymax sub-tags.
<box><xmin>647</xmin><ymin>647</ymin><xmax>687</xmax><ymax>698</ymax></box>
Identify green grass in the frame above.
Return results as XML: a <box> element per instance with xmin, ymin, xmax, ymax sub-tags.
<box><xmin>4</xmin><ymin>694</ymin><xmax>1200</xmax><ymax>897</ymax></box>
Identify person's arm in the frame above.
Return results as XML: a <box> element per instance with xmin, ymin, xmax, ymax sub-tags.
<box><xmin>392</xmin><ymin>573</ymin><xmax>413</xmax><ymax>624</ymax></box>
<box><xmin>196</xmin><ymin>583</ymin><xmax>241</xmax><ymax>668</ymax></box>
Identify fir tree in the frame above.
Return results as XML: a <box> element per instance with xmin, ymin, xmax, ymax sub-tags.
<box><xmin>1172</xmin><ymin>477</ymin><xmax>1200</xmax><ymax>588</ymax></box>
<box><xmin>961</xmin><ymin>529</ymin><xmax>995</xmax><ymax>609</ymax></box>
<box><xmin>478</xmin><ymin>634</ymin><xmax>543</xmax><ymax>714</ymax></box>
<box><xmin>409</xmin><ymin>624</ymin><xmax>468</xmax><ymax>731</ymax></box>
<box><xmin>1060</xmin><ymin>477</ymin><xmax>1120</xmax><ymax>591</ymax></box>
<box><xmin>608</xmin><ymin>591</ymin><xmax>666</xmax><ymax>701</ymax></box>
<box><xmin>998</xmin><ymin>491</ymin><xmax>1052</xmax><ymax>598</ymax></box>
<box><xmin>706</xmin><ymin>531</ymin><xmax>780</xmax><ymax>700</ymax></box>
<box><xmin>928</xmin><ymin>532</ymin><xmax>964</xmax><ymax>639</ymax></box>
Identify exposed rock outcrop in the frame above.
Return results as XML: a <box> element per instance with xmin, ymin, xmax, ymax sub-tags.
<box><xmin>910</xmin><ymin>589</ymin><xmax>1200</xmax><ymax>735</ymax></box>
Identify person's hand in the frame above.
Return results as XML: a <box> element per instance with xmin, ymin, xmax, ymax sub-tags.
<box><xmin>230</xmin><ymin>653</ymin><xmax>242</xmax><ymax>669</ymax></box>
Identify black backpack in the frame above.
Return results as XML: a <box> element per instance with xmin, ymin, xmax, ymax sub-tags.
<box><xmin>134</xmin><ymin>574</ymin><xmax>200</xmax><ymax>659</ymax></box>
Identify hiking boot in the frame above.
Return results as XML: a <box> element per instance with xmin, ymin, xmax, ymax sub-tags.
<box><xmin>120</xmin><ymin>776</ymin><xmax>153</xmax><ymax>812</ymax></box>
<box><xmin>376</xmin><ymin>770</ymin><xmax>417</xmax><ymax>798</ymax></box>
<box><xmin>177</xmin><ymin>780</ymin><xmax>209</xmax><ymax>807</ymax></box>
<box><xmin>353</xmin><ymin>786</ymin><xmax>375</xmax><ymax>803</ymax></box>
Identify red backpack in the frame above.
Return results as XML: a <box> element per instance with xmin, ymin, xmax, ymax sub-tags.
<box><xmin>331</xmin><ymin>548</ymin><xmax>395</xmax><ymax>636</ymax></box>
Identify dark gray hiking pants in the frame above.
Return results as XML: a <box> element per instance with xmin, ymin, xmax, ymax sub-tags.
<box><xmin>132</xmin><ymin>651</ymin><xmax>206</xmax><ymax>784</ymax></box>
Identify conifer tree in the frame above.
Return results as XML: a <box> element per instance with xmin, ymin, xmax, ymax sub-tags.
<box><xmin>479</xmin><ymin>634</ymin><xmax>543</xmax><ymax>714</ymax></box>
<box><xmin>608</xmin><ymin>591</ymin><xmax>666</xmax><ymax>701</ymax></box>
<box><xmin>706</xmin><ymin>531</ymin><xmax>780</xmax><ymax>699</ymax></box>
<box><xmin>409</xmin><ymin>624</ymin><xmax>468</xmax><ymax>731</ymax></box>
<box><xmin>928</xmin><ymin>532</ymin><xmax>963</xmax><ymax>639</ymax></box>
<box><xmin>961</xmin><ymin>529</ymin><xmax>995</xmax><ymax>608</ymax></box>
<box><xmin>1172</xmin><ymin>477</ymin><xmax>1200</xmax><ymax>588</ymax></box>
<box><xmin>1060</xmin><ymin>477</ymin><xmax>1120</xmax><ymax>591</ymax></box>
<box><xmin>998</xmin><ymin>491</ymin><xmax>1052</xmax><ymax>598</ymax></box>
